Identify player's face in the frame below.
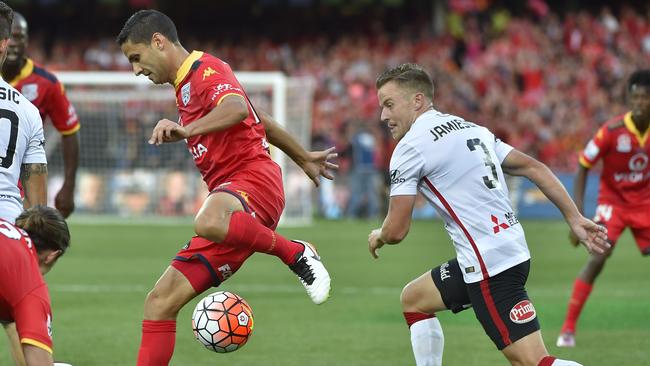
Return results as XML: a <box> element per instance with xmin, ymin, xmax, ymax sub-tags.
<box><xmin>629</xmin><ymin>84</ymin><xmax>650</xmax><ymax>123</ymax></box>
<box><xmin>378</xmin><ymin>81</ymin><xmax>420</xmax><ymax>141</ymax></box>
<box><xmin>6</xmin><ymin>20</ymin><xmax>27</xmax><ymax>65</ymax></box>
<box><xmin>121</xmin><ymin>40</ymin><xmax>169</xmax><ymax>85</ymax></box>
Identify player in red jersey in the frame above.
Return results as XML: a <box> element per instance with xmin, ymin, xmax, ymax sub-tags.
<box><xmin>1</xmin><ymin>12</ymin><xmax>80</xmax><ymax>218</ymax></box>
<box><xmin>557</xmin><ymin>70</ymin><xmax>650</xmax><ymax>347</ymax></box>
<box><xmin>117</xmin><ymin>10</ymin><xmax>335</xmax><ymax>365</ymax></box>
<box><xmin>0</xmin><ymin>206</ymin><xmax>71</xmax><ymax>366</ymax></box>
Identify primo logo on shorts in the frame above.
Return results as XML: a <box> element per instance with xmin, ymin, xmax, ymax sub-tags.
<box><xmin>509</xmin><ymin>300</ymin><xmax>537</xmax><ymax>324</ymax></box>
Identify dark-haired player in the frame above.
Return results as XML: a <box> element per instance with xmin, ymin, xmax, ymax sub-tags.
<box><xmin>117</xmin><ymin>10</ymin><xmax>335</xmax><ymax>365</ymax></box>
<box><xmin>557</xmin><ymin>69</ymin><xmax>650</xmax><ymax>347</ymax></box>
<box><xmin>1</xmin><ymin>12</ymin><xmax>80</xmax><ymax>218</ymax></box>
<box><xmin>0</xmin><ymin>206</ymin><xmax>71</xmax><ymax>366</ymax></box>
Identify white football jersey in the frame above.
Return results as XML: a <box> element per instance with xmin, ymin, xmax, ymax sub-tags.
<box><xmin>0</xmin><ymin>78</ymin><xmax>46</xmax><ymax>223</ymax></box>
<box><xmin>390</xmin><ymin>109</ymin><xmax>529</xmax><ymax>283</ymax></box>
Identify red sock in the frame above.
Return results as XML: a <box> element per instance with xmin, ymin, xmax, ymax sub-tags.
<box><xmin>223</xmin><ymin>211</ymin><xmax>302</xmax><ymax>265</ymax></box>
<box><xmin>137</xmin><ymin>320</ymin><xmax>176</xmax><ymax>366</ymax></box>
<box><xmin>538</xmin><ymin>356</ymin><xmax>556</xmax><ymax>366</ymax></box>
<box><xmin>403</xmin><ymin>312</ymin><xmax>436</xmax><ymax>328</ymax></box>
<box><xmin>561</xmin><ymin>278</ymin><xmax>593</xmax><ymax>333</ymax></box>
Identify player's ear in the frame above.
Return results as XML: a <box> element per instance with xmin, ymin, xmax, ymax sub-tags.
<box><xmin>413</xmin><ymin>92</ymin><xmax>425</xmax><ymax>110</ymax></box>
<box><xmin>151</xmin><ymin>32</ymin><xmax>165</xmax><ymax>51</ymax></box>
<box><xmin>44</xmin><ymin>249</ymin><xmax>63</xmax><ymax>265</ymax></box>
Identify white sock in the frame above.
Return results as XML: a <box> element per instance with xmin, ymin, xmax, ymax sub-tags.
<box><xmin>410</xmin><ymin>317</ymin><xmax>444</xmax><ymax>366</ymax></box>
<box><xmin>550</xmin><ymin>360</ymin><xmax>583</xmax><ymax>366</ymax></box>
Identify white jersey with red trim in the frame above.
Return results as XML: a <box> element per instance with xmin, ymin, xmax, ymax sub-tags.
<box><xmin>389</xmin><ymin>109</ymin><xmax>529</xmax><ymax>283</ymax></box>
<box><xmin>0</xmin><ymin>78</ymin><xmax>46</xmax><ymax>223</ymax></box>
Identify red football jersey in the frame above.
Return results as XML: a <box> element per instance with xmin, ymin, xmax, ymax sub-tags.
<box><xmin>8</xmin><ymin>58</ymin><xmax>80</xmax><ymax>135</ymax></box>
<box><xmin>174</xmin><ymin>51</ymin><xmax>275</xmax><ymax>190</ymax></box>
<box><xmin>579</xmin><ymin>112</ymin><xmax>650</xmax><ymax>207</ymax></box>
<box><xmin>0</xmin><ymin>220</ymin><xmax>53</xmax><ymax>354</ymax></box>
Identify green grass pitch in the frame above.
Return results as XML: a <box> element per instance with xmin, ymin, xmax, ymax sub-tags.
<box><xmin>2</xmin><ymin>219</ymin><xmax>648</xmax><ymax>365</ymax></box>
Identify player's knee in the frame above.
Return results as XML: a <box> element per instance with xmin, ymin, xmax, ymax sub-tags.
<box><xmin>400</xmin><ymin>282</ymin><xmax>420</xmax><ymax>312</ymax></box>
<box><xmin>144</xmin><ymin>288</ymin><xmax>181</xmax><ymax>319</ymax></box>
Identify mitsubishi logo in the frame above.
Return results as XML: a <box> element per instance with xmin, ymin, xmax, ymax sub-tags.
<box><xmin>492</xmin><ymin>214</ymin><xmax>510</xmax><ymax>234</ymax></box>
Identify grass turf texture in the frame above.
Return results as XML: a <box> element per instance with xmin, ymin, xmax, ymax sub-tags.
<box><xmin>2</xmin><ymin>219</ymin><xmax>648</xmax><ymax>365</ymax></box>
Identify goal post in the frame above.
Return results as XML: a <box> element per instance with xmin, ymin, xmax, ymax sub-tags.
<box><xmin>49</xmin><ymin>71</ymin><xmax>314</xmax><ymax>226</ymax></box>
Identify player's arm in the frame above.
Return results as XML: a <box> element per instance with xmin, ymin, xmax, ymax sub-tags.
<box><xmin>20</xmin><ymin>163</ymin><xmax>47</xmax><ymax>209</ymax></box>
<box><xmin>573</xmin><ymin>164</ymin><xmax>589</xmax><ymax>215</ymax></box>
<box><xmin>501</xmin><ymin>149</ymin><xmax>609</xmax><ymax>253</ymax></box>
<box><xmin>259</xmin><ymin>110</ymin><xmax>338</xmax><ymax>187</ymax></box>
<box><xmin>148</xmin><ymin>95</ymin><xmax>247</xmax><ymax>145</ymax></box>
<box><xmin>56</xmin><ymin>132</ymin><xmax>79</xmax><ymax>218</ymax></box>
<box><xmin>22</xmin><ymin>344</ymin><xmax>52</xmax><ymax>366</ymax></box>
<box><xmin>2</xmin><ymin>322</ymin><xmax>27</xmax><ymax>366</ymax></box>
<box><xmin>368</xmin><ymin>195</ymin><xmax>416</xmax><ymax>259</ymax></box>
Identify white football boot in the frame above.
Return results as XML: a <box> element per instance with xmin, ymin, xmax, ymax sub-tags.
<box><xmin>556</xmin><ymin>332</ymin><xmax>576</xmax><ymax>347</ymax></box>
<box><xmin>288</xmin><ymin>240</ymin><xmax>331</xmax><ymax>304</ymax></box>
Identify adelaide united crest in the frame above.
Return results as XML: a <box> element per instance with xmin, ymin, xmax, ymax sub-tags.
<box><xmin>181</xmin><ymin>82</ymin><xmax>191</xmax><ymax>106</ymax></box>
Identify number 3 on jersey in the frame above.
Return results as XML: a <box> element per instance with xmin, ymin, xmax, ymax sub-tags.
<box><xmin>466</xmin><ymin>138</ymin><xmax>500</xmax><ymax>189</ymax></box>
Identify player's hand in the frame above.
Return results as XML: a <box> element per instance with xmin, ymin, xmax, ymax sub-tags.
<box><xmin>368</xmin><ymin>228</ymin><xmax>385</xmax><ymax>259</ymax></box>
<box><xmin>568</xmin><ymin>216</ymin><xmax>609</xmax><ymax>254</ymax></box>
<box><xmin>301</xmin><ymin>147</ymin><xmax>339</xmax><ymax>187</ymax></box>
<box><xmin>149</xmin><ymin>119</ymin><xmax>189</xmax><ymax>145</ymax></box>
<box><xmin>54</xmin><ymin>183</ymin><xmax>75</xmax><ymax>218</ymax></box>
<box><xmin>568</xmin><ymin>230</ymin><xmax>580</xmax><ymax>247</ymax></box>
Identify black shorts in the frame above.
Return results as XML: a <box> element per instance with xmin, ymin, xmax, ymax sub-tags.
<box><xmin>431</xmin><ymin>259</ymin><xmax>540</xmax><ymax>350</ymax></box>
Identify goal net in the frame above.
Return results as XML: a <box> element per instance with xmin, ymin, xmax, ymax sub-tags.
<box><xmin>48</xmin><ymin>71</ymin><xmax>315</xmax><ymax>226</ymax></box>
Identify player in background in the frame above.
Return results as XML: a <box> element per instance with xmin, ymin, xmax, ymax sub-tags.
<box><xmin>117</xmin><ymin>10</ymin><xmax>334</xmax><ymax>365</ymax></box>
<box><xmin>367</xmin><ymin>64</ymin><xmax>609</xmax><ymax>366</ymax></box>
<box><xmin>1</xmin><ymin>12</ymin><xmax>79</xmax><ymax>218</ymax></box>
<box><xmin>557</xmin><ymin>70</ymin><xmax>650</xmax><ymax>348</ymax></box>
<box><xmin>0</xmin><ymin>4</ymin><xmax>49</xmax><ymax>365</ymax></box>
<box><xmin>0</xmin><ymin>206</ymin><xmax>71</xmax><ymax>366</ymax></box>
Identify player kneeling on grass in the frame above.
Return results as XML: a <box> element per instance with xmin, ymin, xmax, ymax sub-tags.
<box><xmin>367</xmin><ymin>63</ymin><xmax>609</xmax><ymax>366</ymax></box>
<box><xmin>0</xmin><ymin>206</ymin><xmax>71</xmax><ymax>366</ymax></box>
<box><xmin>117</xmin><ymin>10</ymin><xmax>335</xmax><ymax>366</ymax></box>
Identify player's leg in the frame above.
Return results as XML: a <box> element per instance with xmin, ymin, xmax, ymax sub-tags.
<box><xmin>2</xmin><ymin>322</ymin><xmax>27</xmax><ymax>366</ymax></box>
<box><xmin>137</xmin><ymin>265</ymin><xmax>198</xmax><ymax>366</ymax></box>
<box><xmin>558</xmin><ymin>210</ymin><xmax>624</xmax><ymax>347</ymax></box>
<box><xmin>400</xmin><ymin>259</ymin><xmax>471</xmax><ymax>366</ymax></box>
<box><xmin>467</xmin><ymin>260</ymin><xmax>583</xmax><ymax>366</ymax></box>
<box><xmin>195</xmin><ymin>187</ymin><xmax>330</xmax><ymax>304</ymax></box>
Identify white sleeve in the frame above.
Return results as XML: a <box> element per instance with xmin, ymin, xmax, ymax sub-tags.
<box><xmin>389</xmin><ymin>142</ymin><xmax>424</xmax><ymax>196</ymax></box>
<box><xmin>493</xmin><ymin>135</ymin><xmax>514</xmax><ymax>163</ymax></box>
<box><xmin>22</xmin><ymin>111</ymin><xmax>46</xmax><ymax>164</ymax></box>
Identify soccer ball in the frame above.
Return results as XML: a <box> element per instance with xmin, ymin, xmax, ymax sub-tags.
<box><xmin>191</xmin><ymin>291</ymin><xmax>254</xmax><ymax>353</ymax></box>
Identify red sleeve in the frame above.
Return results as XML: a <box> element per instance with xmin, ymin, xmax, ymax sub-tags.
<box><xmin>579</xmin><ymin>126</ymin><xmax>609</xmax><ymax>168</ymax></box>
<box><xmin>46</xmin><ymin>82</ymin><xmax>80</xmax><ymax>135</ymax></box>
<box><xmin>195</xmin><ymin>62</ymin><xmax>246</xmax><ymax>110</ymax></box>
<box><xmin>13</xmin><ymin>284</ymin><xmax>53</xmax><ymax>354</ymax></box>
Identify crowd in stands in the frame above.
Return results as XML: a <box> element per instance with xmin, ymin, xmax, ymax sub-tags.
<box><xmin>28</xmin><ymin>3</ymin><xmax>650</xmax><ymax>217</ymax></box>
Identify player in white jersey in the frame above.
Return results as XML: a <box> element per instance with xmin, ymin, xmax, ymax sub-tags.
<box><xmin>0</xmin><ymin>3</ymin><xmax>49</xmax><ymax>366</ymax></box>
<box><xmin>367</xmin><ymin>64</ymin><xmax>609</xmax><ymax>366</ymax></box>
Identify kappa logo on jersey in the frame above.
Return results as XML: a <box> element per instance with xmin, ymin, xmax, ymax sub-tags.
<box><xmin>202</xmin><ymin>67</ymin><xmax>218</xmax><ymax>80</ymax></box>
<box><xmin>390</xmin><ymin>169</ymin><xmax>405</xmax><ymax>184</ymax></box>
<box><xmin>181</xmin><ymin>82</ymin><xmax>191</xmax><ymax>106</ymax></box>
<box><xmin>217</xmin><ymin>264</ymin><xmax>233</xmax><ymax>280</ymax></box>
<box><xmin>21</xmin><ymin>83</ymin><xmax>38</xmax><ymax>101</ymax></box>
<box><xmin>189</xmin><ymin>143</ymin><xmax>208</xmax><ymax>160</ymax></box>
<box><xmin>629</xmin><ymin>152</ymin><xmax>648</xmax><ymax>171</ymax></box>
<box><xmin>509</xmin><ymin>300</ymin><xmax>536</xmax><ymax>324</ymax></box>
<box><xmin>616</xmin><ymin>134</ymin><xmax>631</xmax><ymax>152</ymax></box>
<box><xmin>491</xmin><ymin>214</ymin><xmax>510</xmax><ymax>234</ymax></box>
